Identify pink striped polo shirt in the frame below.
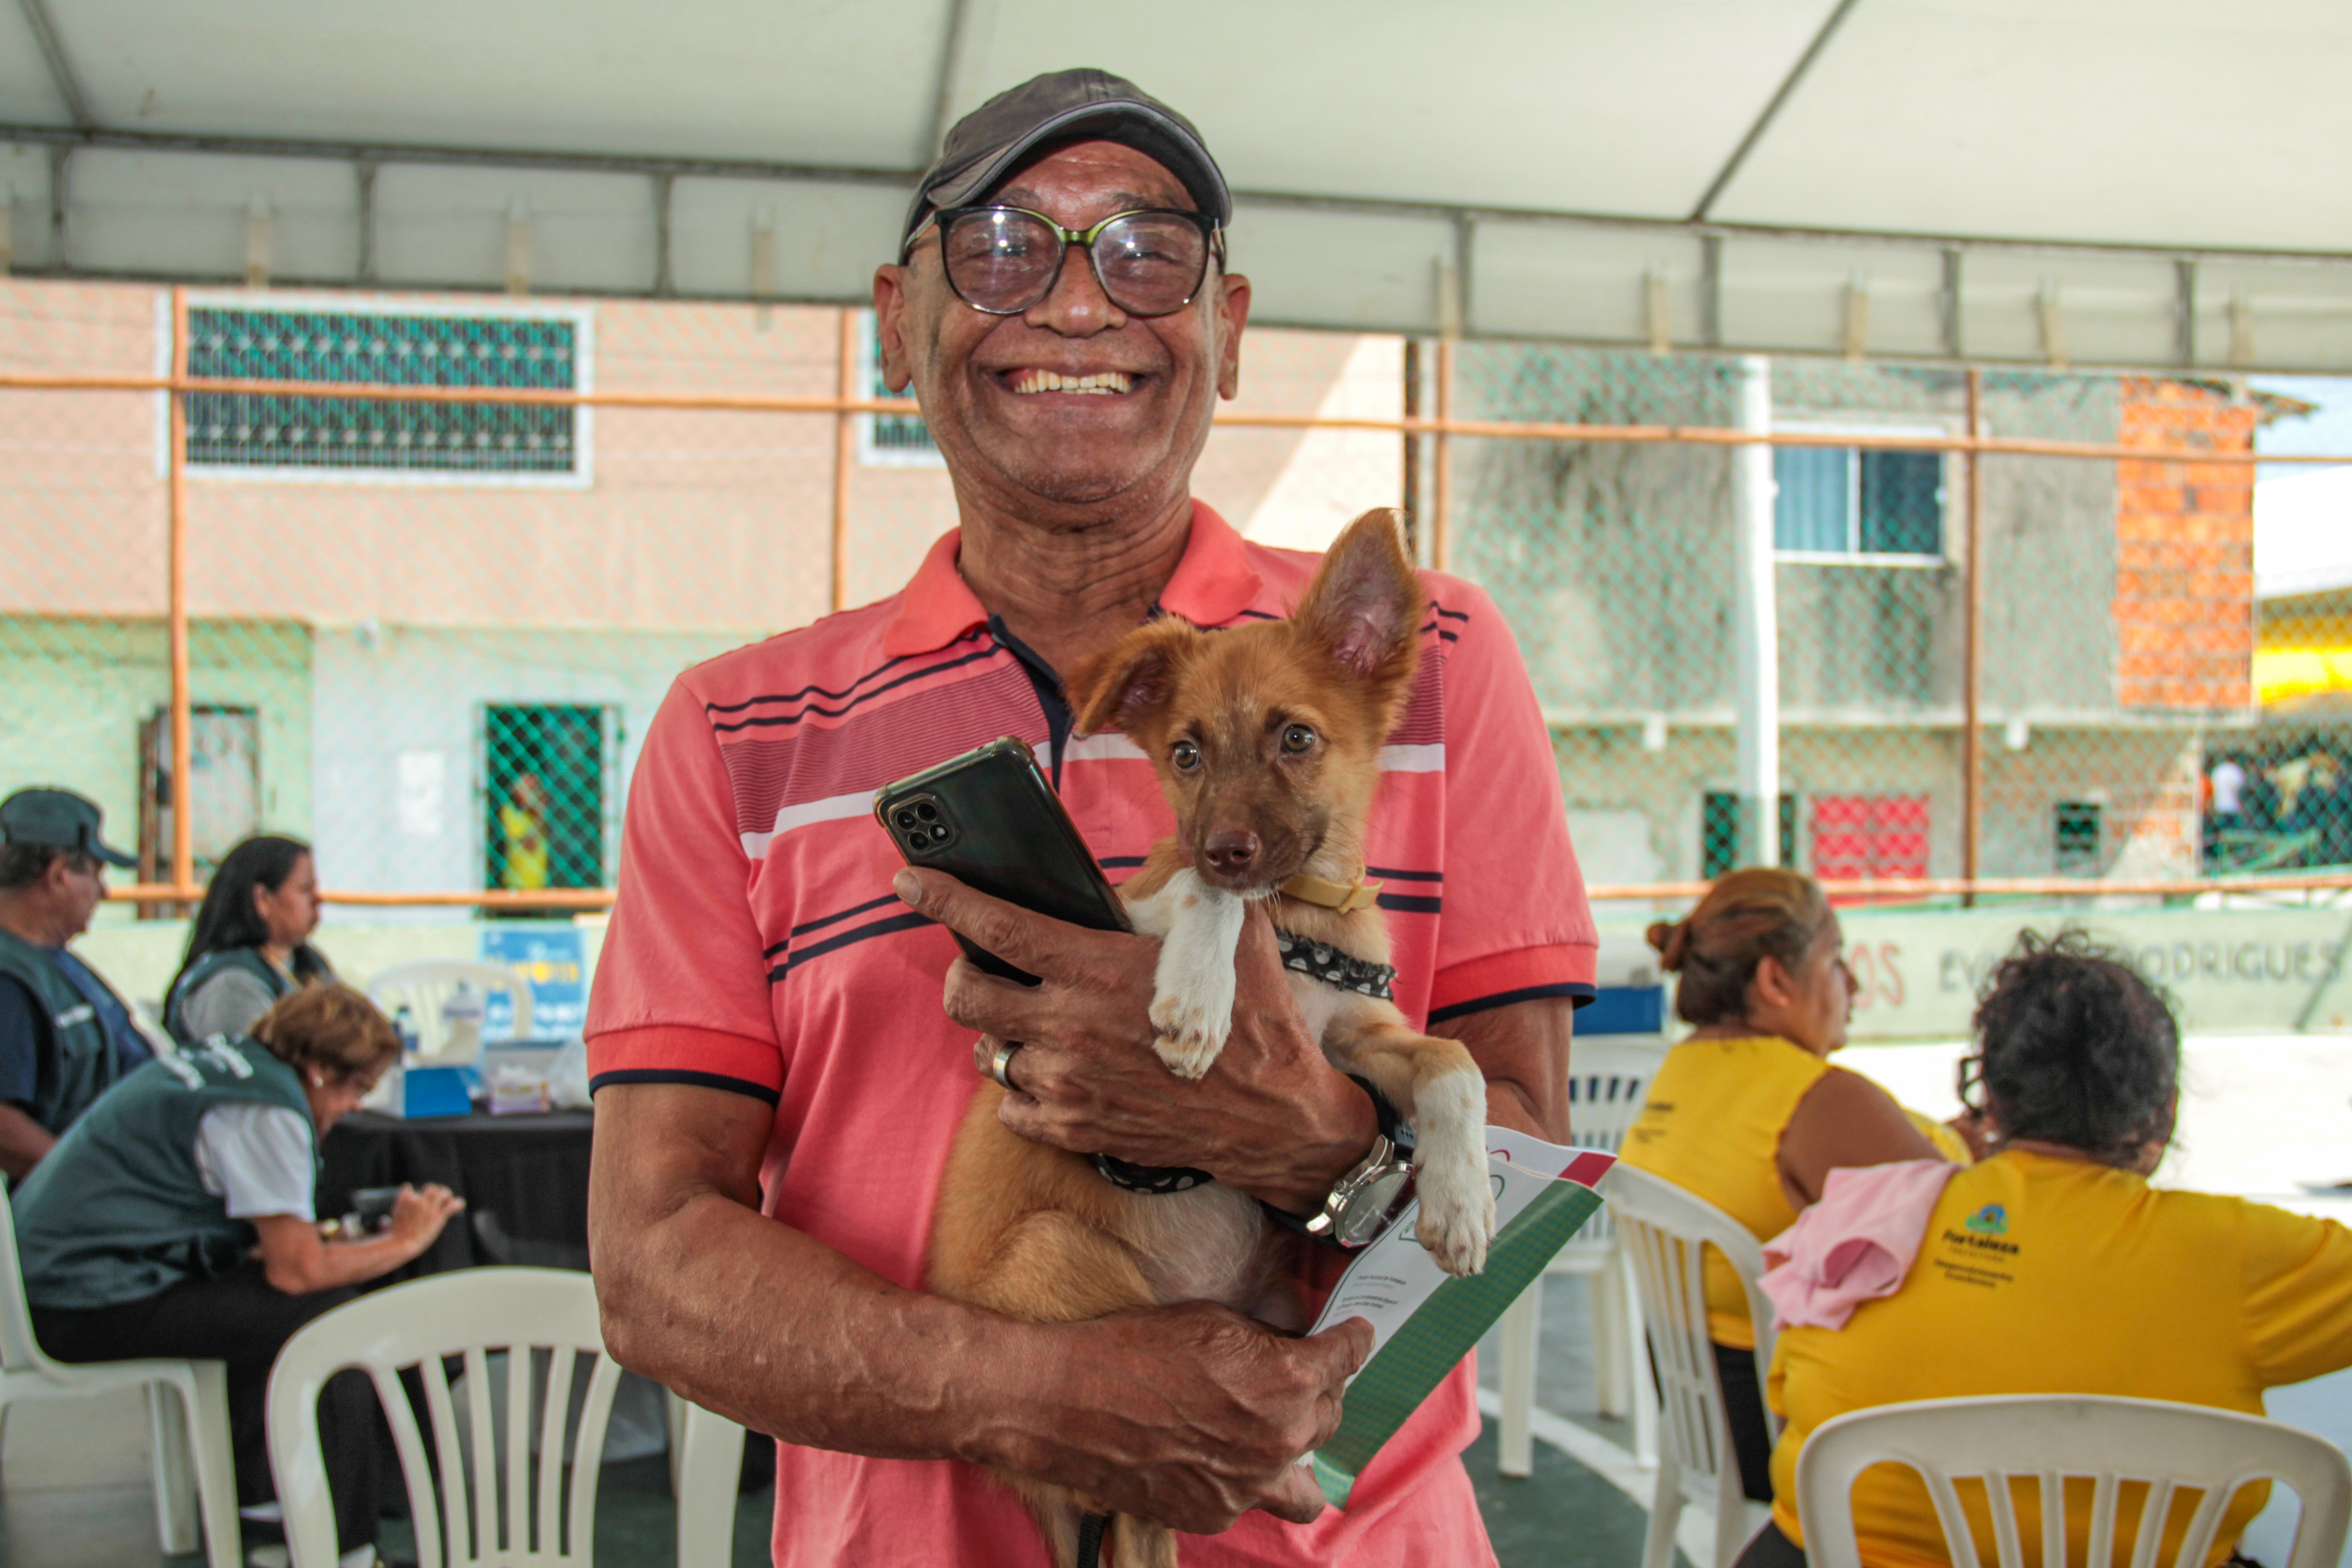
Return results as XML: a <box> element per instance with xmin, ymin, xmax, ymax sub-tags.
<box><xmin>587</xmin><ymin>501</ymin><xmax>1597</xmax><ymax>1567</ymax></box>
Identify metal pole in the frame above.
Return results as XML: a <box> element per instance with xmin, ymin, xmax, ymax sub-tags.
<box><xmin>1432</xmin><ymin>337</ymin><xmax>1453</xmax><ymax>573</ymax></box>
<box><xmin>1432</xmin><ymin>260</ymin><xmax>1462</xmax><ymax>574</ymax></box>
<box><xmin>832</xmin><ymin>307</ymin><xmax>857</xmax><ymax>613</ymax></box>
<box><xmin>1732</xmin><ymin>354</ymin><xmax>1779</xmax><ymax>868</ymax></box>
<box><xmin>167</xmin><ymin>285</ymin><xmax>194</xmax><ymax>898</ymax></box>
<box><xmin>1400</xmin><ymin>338</ymin><xmax>1422</xmax><ymax>559</ymax></box>
<box><xmin>1962</xmin><ymin>367</ymin><xmax>1985</xmax><ymax>906</ymax></box>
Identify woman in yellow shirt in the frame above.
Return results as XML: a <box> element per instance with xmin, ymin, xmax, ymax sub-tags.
<box><xmin>1623</xmin><ymin>868</ymin><xmax>1963</xmax><ymax>1503</ymax></box>
<box><xmin>1748</xmin><ymin>932</ymin><xmax>2352</xmax><ymax>1568</ymax></box>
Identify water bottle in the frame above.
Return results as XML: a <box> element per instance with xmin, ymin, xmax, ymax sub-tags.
<box><xmin>392</xmin><ymin>1003</ymin><xmax>419</xmax><ymax>1058</ymax></box>
<box><xmin>440</xmin><ymin>982</ymin><xmax>486</xmax><ymax>1062</ymax></box>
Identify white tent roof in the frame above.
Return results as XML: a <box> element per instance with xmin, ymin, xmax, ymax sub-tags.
<box><xmin>6</xmin><ymin>0</ymin><xmax>2351</xmax><ymax>370</ymax></box>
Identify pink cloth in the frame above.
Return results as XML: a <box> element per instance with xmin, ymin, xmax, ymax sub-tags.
<box><xmin>1760</xmin><ymin>1160</ymin><xmax>1959</xmax><ymax>1330</ymax></box>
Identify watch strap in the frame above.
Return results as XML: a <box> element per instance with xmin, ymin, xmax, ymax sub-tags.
<box><xmin>1262</xmin><ymin>1076</ymin><xmax>1414</xmax><ymax>1247</ymax></box>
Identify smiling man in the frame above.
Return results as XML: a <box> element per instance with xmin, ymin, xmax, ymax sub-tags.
<box><xmin>586</xmin><ymin>69</ymin><xmax>1598</xmax><ymax>1567</ymax></box>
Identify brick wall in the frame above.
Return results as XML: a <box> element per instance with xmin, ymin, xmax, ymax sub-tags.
<box><xmin>2113</xmin><ymin>378</ymin><xmax>2257</xmax><ymax>710</ymax></box>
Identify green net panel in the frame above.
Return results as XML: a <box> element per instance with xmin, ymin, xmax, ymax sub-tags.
<box><xmin>185</xmin><ymin>306</ymin><xmax>578</xmax><ymax>474</ymax></box>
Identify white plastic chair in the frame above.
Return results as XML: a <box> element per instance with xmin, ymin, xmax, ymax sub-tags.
<box><xmin>1795</xmin><ymin>1395</ymin><xmax>2352</xmax><ymax>1568</ymax></box>
<box><xmin>1609</xmin><ymin>1162</ymin><xmax>1781</xmax><ymax>1568</ymax></box>
<box><xmin>1497</xmin><ymin>1036</ymin><xmax>1665</xmax><ymax>1477</ymax></box>
<box><xmin>0</xmin><ymin>1184</ymin><xmax>241</xmax><ymax>1568</ymax></box>
<box><xmin>266</xmin><ymin>1266</ymin><xmax>747</xmax><ymax>1568</ymax></box>
<box><xmin>364</xmin><ymin>961</ymin><xmax>533</xmax><ymax>1063</ymax></box>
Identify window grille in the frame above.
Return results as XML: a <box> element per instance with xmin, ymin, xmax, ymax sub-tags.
<box><xmin>1812</xmin><ymin>794</ymin><xmax>1931</xmax><ymax>883</ymax></box>
<box><xmin>2054</xmin><ymin>799</ymin><xmax>2104</xmax><ymax>873</ymax></box>
<box><xmin>184</xmin><ymin>304</ymin><xmax>584</xmax><ymax>478</ymax></box>
<box><xmin>1701</xmin><ymin>791</ymin><xmax>1797</xmax><ymax>878</ymax></box>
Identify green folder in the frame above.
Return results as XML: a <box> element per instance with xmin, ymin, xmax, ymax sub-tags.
<box><xmin>1308</xmin><ymin>1144</ymin><xmax>1614</xmax><ymax>1508</ymax></box>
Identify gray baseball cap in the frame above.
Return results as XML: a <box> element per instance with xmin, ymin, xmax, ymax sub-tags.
<box><xmin>901</xmin><ymin>68</ymin><xmax>1230</xmax><ymax>255</ymax></box>
<box><xmin>0</xmin><ymin>788</ymin><xmax>137</xmax><ymax>868</ymax></box>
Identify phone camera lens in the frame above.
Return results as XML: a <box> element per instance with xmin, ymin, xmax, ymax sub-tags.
<box><xmin>929</xmin><ymin>826</ymin><xmax>952</xmax><ymax>844</ymax></box>
<box><xmin>895</xmin><ymin>809</ymin><xmax>918</xmax><ymax>829</ymax></box>
<box><xmin>915</xmin><ymin>802</ymin><xmax>939</xmax><ymax>822</ymax></box>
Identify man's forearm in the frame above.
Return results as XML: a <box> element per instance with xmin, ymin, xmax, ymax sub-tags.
<box><xmin>0</xmin><ymin>1103</ymin><xmax>55</xmax><ymax>1181</ymax></box>
<box><xmin>589</xmin><ymin>1085</ymin><xmax>1059</xmax><ymax>1467</ymax></box>
<box><xmin>1434</xmin><ymin>995</ymin><xmax>1574</xmax><ymax>1144</ymax></box>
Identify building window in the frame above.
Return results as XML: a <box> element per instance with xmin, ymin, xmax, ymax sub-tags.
<box><xmin>2054</xmin><ymin>800</ymin><xmax>2103</xmax><ymax>873</ymax></box>
<box><xmin>1811</xmin><ymin>794</ymin><xmax>1930</xmax><ymax>883</ymax></box>
<box><xmin>483</xmin><ymin>704</ymin><xmax>615</xmax><ymax>896</ymax></box>
<box><xmin>857</xmin><ymin>311</ymin><xmax>942</xmax><ymax>467</ymax></box>
<box><xmin>1701</xmin><ymin>791</ymin><xmax>1796</xmax><ymax>879</ymax></box>
<box><xmin>1773</xmin><ymin>443</ymin><xmax>1944</xmax><ymax>561</ymax></box>
<box><xmin>183</xmin><ymin>299</ymin><xmax>590</xmax><ymax>483</ymax></box>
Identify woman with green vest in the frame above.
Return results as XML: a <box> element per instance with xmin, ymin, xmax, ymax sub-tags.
<box><xmin>163</xmin><ymin>835</ymin><xmax>335</xmax><ymax>1048</ymax></box>
<box><xmin>14</xmin><ymin>984</ymin><xmax>463</xmax><ymax>1567</ymax></box>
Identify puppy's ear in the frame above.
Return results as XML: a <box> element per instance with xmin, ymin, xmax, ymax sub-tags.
<box><xmin>1295</xmin><ymin>509</ymin><xmax>1421</xmax><ymax>684</ymax></box>
<box><xmin>1067</xmin><ymin>621</ymin><xmax>1193</xmax><ymax>738</ymax></box>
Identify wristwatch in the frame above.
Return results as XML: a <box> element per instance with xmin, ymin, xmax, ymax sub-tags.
<box><xmin>1266</xmin><ymin>1077</ymin><xmax>1417</xmax><ymax>1250</ymax></box>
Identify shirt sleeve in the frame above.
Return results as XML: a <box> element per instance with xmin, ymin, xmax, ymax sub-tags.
<box><xmin>194</xmin><ymin>1104</ymin><xmax>317</xmax><ymax>1221</ymax></box>
<box><xmin>1422</xmin><ymin>577</ymin><xmax>1599</xmax><ymax>1022</ymax></box>
<box><xmin>584</xmin><ymin>675</ymin><xmax>786</xmax><ymax>1104</ymax></box>
<box><xmin>2241</xmin><ymin>1198</ymin><xmax>2352</xmax><ymax>1388</ymax></box>
<box><xmin>180</xmin><ymin>969</ymin><xmax>279</xmax><ymax>1042</ymax></box>
<box><xmin>0</xmin><ymin>978</ymin><xmax>40</xmax><ymax>1108</ymax></box>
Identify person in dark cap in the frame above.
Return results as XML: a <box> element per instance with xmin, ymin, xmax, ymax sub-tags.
<box><xmin>588</xmin><ymin>68</ymin><xmax>1591</xmax><ymax>1568</ymax></box>
<box><xmin>0</xmin><ymin>788</ymin><xmax>152</xmax><ymax>1177</ymax></box>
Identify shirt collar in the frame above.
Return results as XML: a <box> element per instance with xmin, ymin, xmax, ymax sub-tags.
<box><xmin>881</xmin><ymin>500</ymin><xmax>1263</xmax><ymax>659</ymax></box>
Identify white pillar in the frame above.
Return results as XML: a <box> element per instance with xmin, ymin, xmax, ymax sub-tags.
<box><xmin>1732</xmin><ymin>355</ymin><xmax>1779</xmax><ymax>868</ymax></box>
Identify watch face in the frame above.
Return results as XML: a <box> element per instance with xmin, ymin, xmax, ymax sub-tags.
<box><xmin>1335</xmin><ymin>1167</ymin><xmax>1413</xmax><ymax>1248</ymax></box>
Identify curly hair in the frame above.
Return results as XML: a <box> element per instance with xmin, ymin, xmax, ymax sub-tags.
<box><xmin>1646</xmin><ymin>867</ymin><xmax>1833</xmax><ymax>1027</ymax></box>
<box><xmin>1969</xmin><ymin>929</ymin><xmax>2180</xmax><ymax>1164</ymax></box>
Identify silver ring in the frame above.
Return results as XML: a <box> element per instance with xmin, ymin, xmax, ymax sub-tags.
<box><xmin>985</xmin><ymin>1039</ymin><xmax>1025</xmax><ymax>1092</ymax></box>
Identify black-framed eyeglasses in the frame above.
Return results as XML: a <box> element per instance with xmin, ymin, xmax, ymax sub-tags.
<box><xmin>913</xmin><ymin>205</ymin><xmax>1222</xmax><ymax>319</ymax></box>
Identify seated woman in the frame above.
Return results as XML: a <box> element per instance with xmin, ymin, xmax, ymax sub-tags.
<box><xmin>12</xmin><ymin>984</ymin><xmax>462</xmax><ymax>1568</ymax></box>
<box><xmin>1623</xmin><ymin>868</ymin><xmax>1966</xmax><ymax>1503</ymax></box>
<box><xmin>164</xmin><ymin>835</ymin><xmax>335</xmax><ymax>1048</ymax></box>
<box><xmin>1746</xmin><ymin>932</ymin><xmax>2352</xmax><ymax>1568</ymax></box>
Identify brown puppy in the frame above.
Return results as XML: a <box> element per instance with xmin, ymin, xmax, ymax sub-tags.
<box><xmin>926</xmin><ymin>509</ymin><xmax>1493</xmax><ymax>1568</ymax></box>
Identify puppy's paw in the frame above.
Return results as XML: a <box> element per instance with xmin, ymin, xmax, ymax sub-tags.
<box><xmin>1414</xmin><ymin>1156</ymin><xmax>1496</xmax><ymax>1277</ymax></box>
<box><xmin>1148</xmin><ymin>991</ymin><xmax>1230</xmax><ymax>1079</ymax></box>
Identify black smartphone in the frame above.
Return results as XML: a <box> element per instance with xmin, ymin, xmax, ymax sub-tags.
<box><xmin>874</xmin><ymin>737</ymin><xmax>1131</xmax><ymax>984</ymax></box>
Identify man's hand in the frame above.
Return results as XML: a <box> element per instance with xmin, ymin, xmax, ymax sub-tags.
<box><xmin>1013</xmin><ymin>1306</ymin><xmax>1373</xmax><ymax>1533</ymax></box>
<box><xmin>892</xmin><ymin>867</ymin><xmax>1375</xmax><ymax>1211</ymax></box>
<box><xmin>592</xmin><ymin>1081</ymin><xmax>1372</xmax><ymax>1534</ymax></box>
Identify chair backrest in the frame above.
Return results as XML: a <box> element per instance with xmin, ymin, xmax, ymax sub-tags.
<box><xmin>1795</xmin><ymin>1395</ymin><xmax>2352</xmax><ymax>1568</ymax></box>
<box><xmin>1607</xmin><ymin>1163</ymin><xmax>1778</xmax><ymax>1490</ymax></box>
<box><xmin>267</xmin><ymin>1267</ymin><xmax>621</xmax><ymax>1568</ymax></box>
<box><xmin>0</xmin><ymin>1182</ymin><xmax>61</xmax><ymax>1376</ymax></box>
<box><xmin>365</xmin><ymin>961</ymin><xmax>533</xmax><ymax>1062</ymax></box>
<box><xmin>1561</xmin><ymin>1038</ymin><xmax>1667</xmax><ymax>1249</ymax></box>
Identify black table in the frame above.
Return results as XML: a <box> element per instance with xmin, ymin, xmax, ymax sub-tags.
<box><xmin>319</xmin><ymin>1108</ymin><xmax>595</xmax><ymax>1281</ymax></box>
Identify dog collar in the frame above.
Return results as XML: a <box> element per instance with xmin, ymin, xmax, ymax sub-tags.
<box><xmin>1090</xmin><ymin>1153</ymin><xmax>1212</xmax><ymax>1194</ymax></box>
<box><xmin>1279</xmin><ymin>869</ymin><xmax>1383</xmax><ymax>914</ymax></box>
<box><xmin>1274</xmin><ymin>929</ymin><xmax>1397</xmax><ymax>1003</ymax></box>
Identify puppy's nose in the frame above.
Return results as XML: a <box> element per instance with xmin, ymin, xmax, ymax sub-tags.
<box><xmin>1203</xmin><ymin>831</ymin><xmax>1262</xmax><ymax>876</ymax></box>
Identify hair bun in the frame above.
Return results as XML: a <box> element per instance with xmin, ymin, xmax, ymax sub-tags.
<box><xmin>1646</xmin><ymin>919</ymin><xmax>1691</xmax><ymax>971</ymax></box>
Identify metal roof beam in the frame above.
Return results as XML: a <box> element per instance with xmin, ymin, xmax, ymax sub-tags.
<box><xmin>15</xmin><ymin>0</ymin><xmax>95</xmax><ymax>130</ymax></box>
